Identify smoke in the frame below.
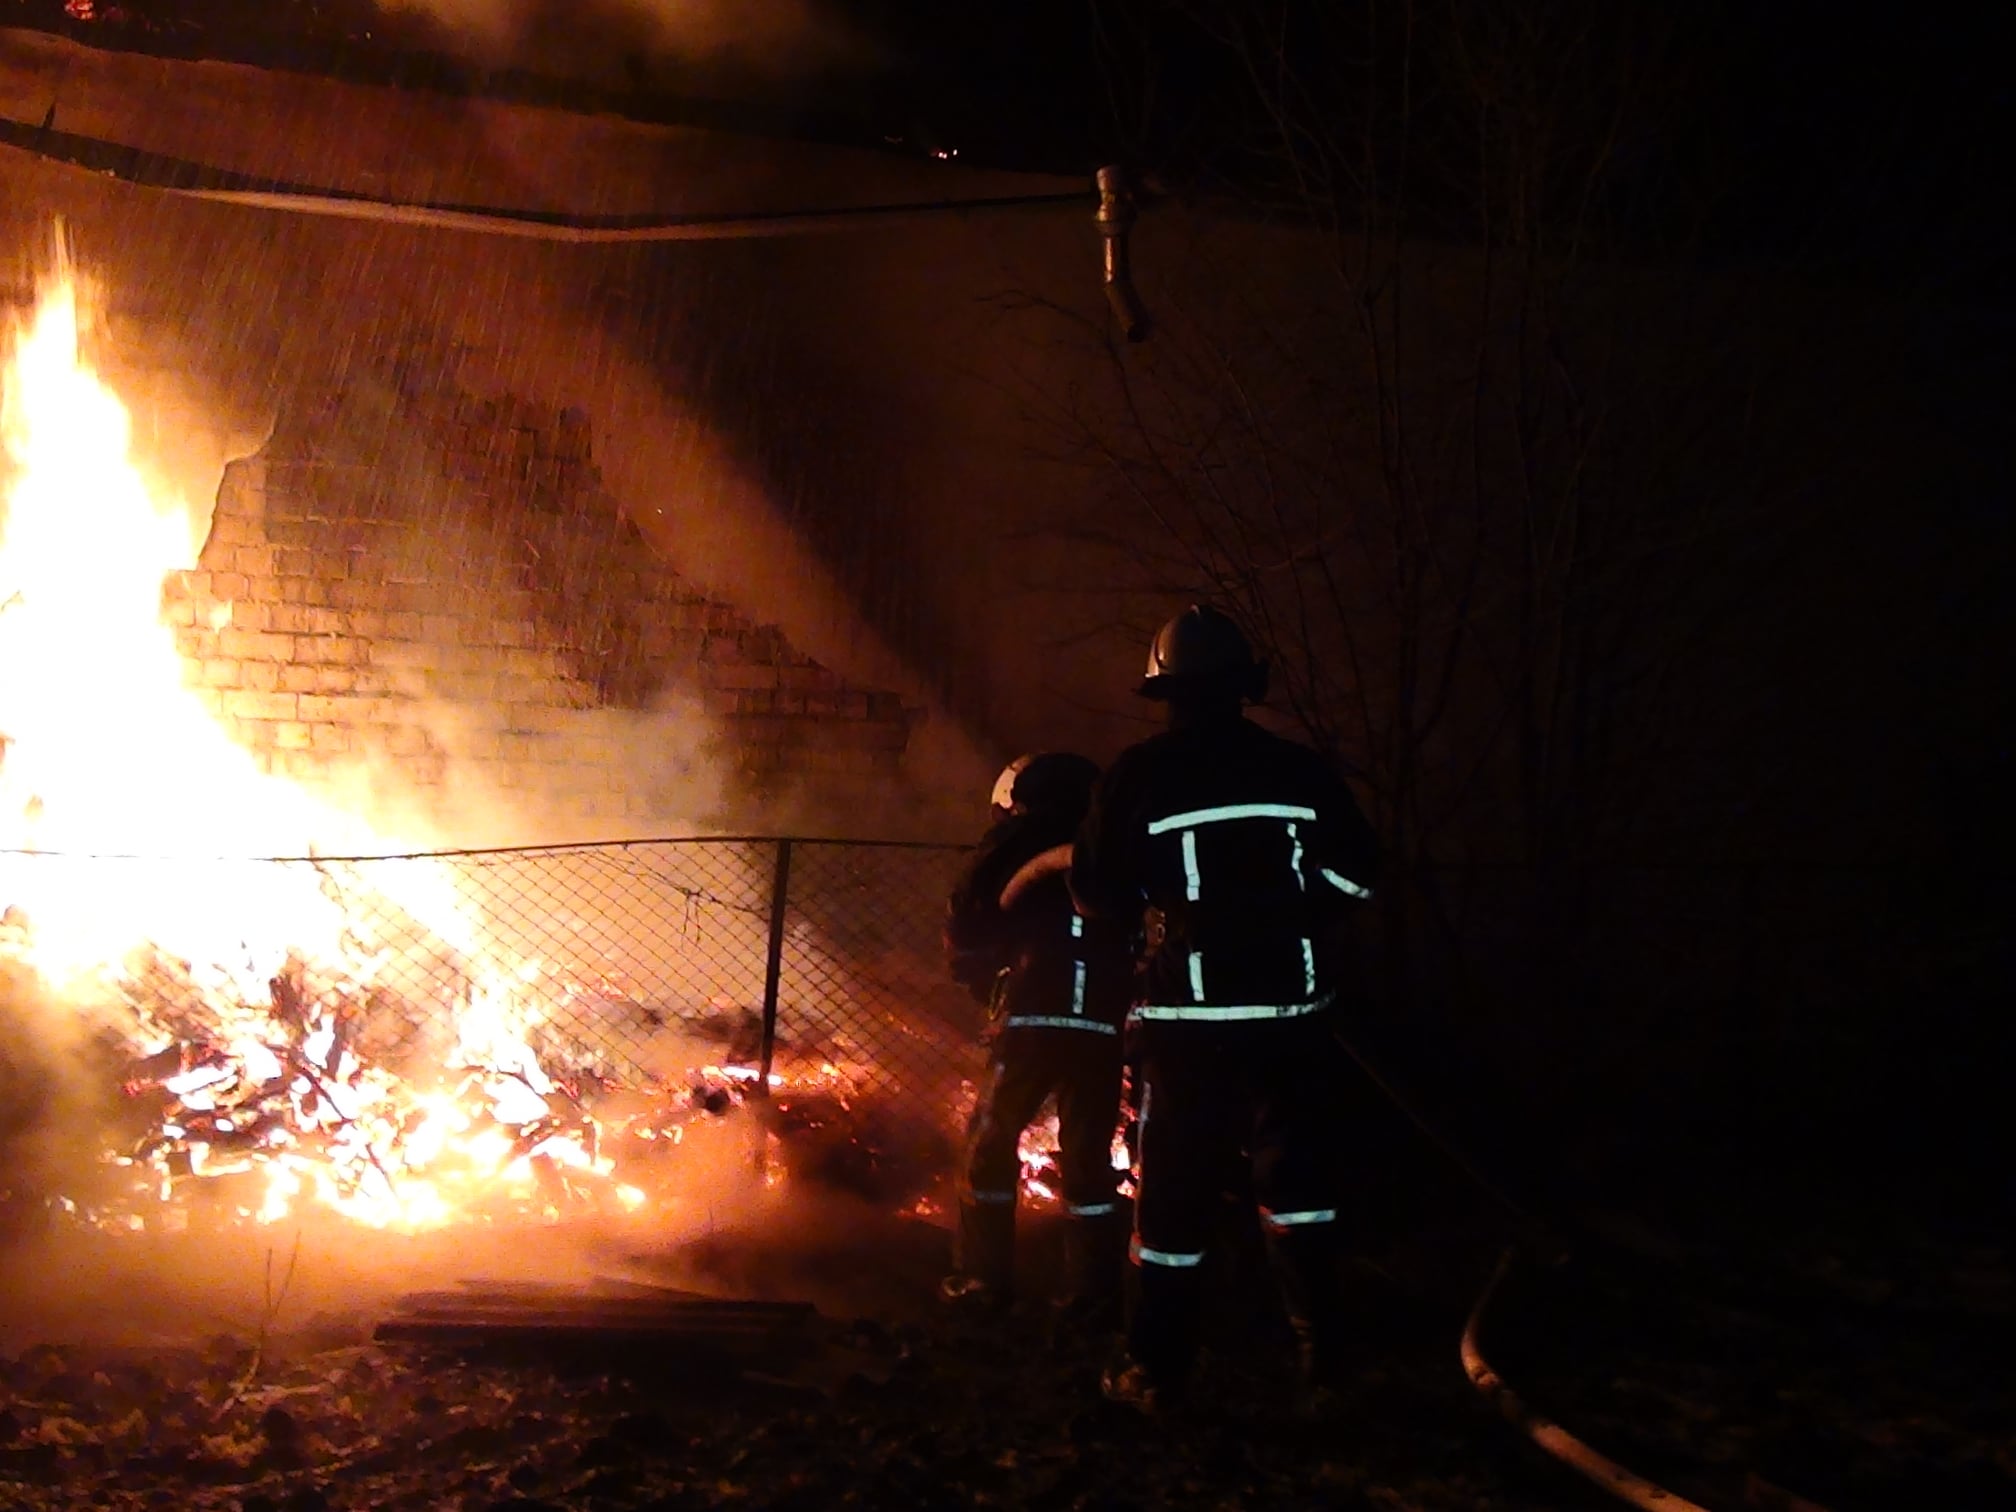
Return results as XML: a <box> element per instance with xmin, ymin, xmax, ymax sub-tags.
<box><xmin>374</xmin><ymin>0</ymin><xmax>879</xmax><ymax>83</ymax></box>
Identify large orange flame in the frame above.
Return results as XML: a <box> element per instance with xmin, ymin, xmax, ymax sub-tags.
<box><xmin>0</xmin><ymin>261</ymin><xmax>643</xmax><ymax>1230</ymax></box>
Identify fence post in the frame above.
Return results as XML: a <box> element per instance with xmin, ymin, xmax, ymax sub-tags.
<box><xmin>756</xmin><ymin>839</ymin><xmax>793</xmax><ymax>1097</ymax></box>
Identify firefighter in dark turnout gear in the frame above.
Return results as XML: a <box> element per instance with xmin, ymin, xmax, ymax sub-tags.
<box><xmin>1072</xmin><ymin>606</ymin><xmax>1378</xmax><ymax>1412</ymax></box>
<box><xmin>941</xmin><ymin>752</ymin><xmax>1136</xmax><ymax>1312</ymax></box>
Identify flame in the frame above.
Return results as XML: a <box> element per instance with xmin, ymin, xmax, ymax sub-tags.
<box><xmin>0</xmin><ymin>261</ymin><xmax>643</xmax><ymax>1230</ymax></box>
<box><xmin>1013</xmin><ymin>1108</ymin><xmax>1136</xmax><ymax>1209</ymax></box>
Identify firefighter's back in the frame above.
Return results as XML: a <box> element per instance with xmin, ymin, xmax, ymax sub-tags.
<box><xmin>1098</xmin><ymin>716</ymin><xmax>1374</xmax><ymax>1015</ymax></box>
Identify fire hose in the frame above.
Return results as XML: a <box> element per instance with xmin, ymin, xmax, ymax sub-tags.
<box><xmin>1461</xmin><ymin>1248</ymin><xmax>1711</xmax><ymax>1512</ymax></box>
<box><xmin>1333</xmin><ymin>1027</ymin><xmax>1837</xmax><ymax>1512</ymax></box>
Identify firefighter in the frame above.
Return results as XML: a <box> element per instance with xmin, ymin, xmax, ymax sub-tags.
<box><xmin>1071</xmin><ymin>605</ymin><xmax>1378</xmax><ymax>1413</ymax></box>
<box><xmin>941</xmin><ymin>751</ymin><xmax>1135</xmax><ymax>1315</ymax></box>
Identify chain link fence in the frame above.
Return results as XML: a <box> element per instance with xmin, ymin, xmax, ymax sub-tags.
<box><xmin>1</xmin><ymin>836</ymin><xmax>985</xmax><ymax>1143</ymax></box>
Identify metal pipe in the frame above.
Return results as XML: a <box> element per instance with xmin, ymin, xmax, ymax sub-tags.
<box><xmin>175</xmin><ymin>186</ymin><xmax>1092</xmax><ymax>243</ymax></box>
<box><xmin>757</xmin><ymin>838</ymin><xmax>793</xmax><ymax>1094</ymax></box>
<box><xmin>1096</xmin><ymin>164</ymin><xmax>1149</xmax><ymax>341</ymax></box>
<box><xmin>0</xmin><ymin>116</ymin><xmax>1094</xmax><ymax>242</ymax></box>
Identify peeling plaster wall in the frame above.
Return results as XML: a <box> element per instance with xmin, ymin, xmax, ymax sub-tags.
<box><xmin>162</xmin><ymin>383</ymin><xmax>917</xmax><ymax>843</ymax></box>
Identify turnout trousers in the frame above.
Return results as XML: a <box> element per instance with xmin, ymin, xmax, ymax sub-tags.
<box><xmin>1127</xmin><ymin>1013</ymin><xmax>1348</xmax><ymax>1386</ymax></box>
<box><xmin>955</xmin><ymin>1023</ymin><xmax>1128</xmax><ymax>1302</ymax></box>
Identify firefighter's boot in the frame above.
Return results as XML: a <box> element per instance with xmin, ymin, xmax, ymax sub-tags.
<box><xmin>1264</xmin><ymin>1222</ymin><xmax>1348</xmax><ymax>1412</ymax></box>
<box><xmin>1056</xmin><ymin>1211</ymin><xmax>1128</xmax><ymax>1329</ymax></box>
<box><xmin>941</xmin><ymin>1196</ymin><xmax>1015</xmax><ymax>1310</ymax></box>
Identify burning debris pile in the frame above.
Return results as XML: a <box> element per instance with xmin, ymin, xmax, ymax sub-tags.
<box><xmin>0</xmin><ymin>253</ymin><xmax>1075</xmax><ymax>1241</ymax></box>
<box><xmin>82</xmin><ymin>946</ymin><xmax>646</xmax><ymax>1231</ymax></box>
<box><xmin>0</xmin><ymin>259</ymin><xmax>663</xmax><ymax>1233</ymax></box>
<box><xmin>0</xmin><ymin>256</ymin><xmax>955</xmax><ymax>1237</ymax></box>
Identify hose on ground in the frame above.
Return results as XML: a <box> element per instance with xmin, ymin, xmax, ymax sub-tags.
<box><xmin>1463</xmin><ymin>1249</ymin><xmax>1841</xmax><ymax>1512</ymax></box>
<box><xmin>1462</xmin><ymin>1248</ymin><xmax>1714</xmax><ymax>1512</ymax></box>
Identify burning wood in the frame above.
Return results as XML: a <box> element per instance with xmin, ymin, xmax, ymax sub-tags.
<box><xmin>0</xmin><ymin>251</ymin><xmax>1086</xmax><ymax>1240</ymax></box>
<box><xmin>0</xmin><ymin>257</ymin><xmax>696</xmax><ymax>1232</ymax></box>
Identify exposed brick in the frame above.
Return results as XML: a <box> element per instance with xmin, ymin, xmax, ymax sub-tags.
<box><xmin>707</xmin><ymin>663</ymin><xmax>779</xmax><ymax>692</ymax></box>
<box><xmin>372</xmin><ymin>642</ymin><xmax>433</xmax><ymax>670</ymax></box>
<box><xmin>172</xmin><ymin>389</ymin><xmax>928</xmax><ymax>813</ymax></box>
<box><xmin>205</xmin><ymin>513</ymin><xmax>257</xmax><ymax>547</ymax></box>
<box><xmin>264</xmin><ymin>519</ymin><xmax>317</xmax><ymax>548</ymax></box>
<box><xmin>222</xmin><ymin>690</ymin><xmax>298</xmax><ymax>722</ymax></box>
<box><xmin>778</xmin><ymin>663</ymin><xmax>840</xmax><ymax>693</ymax></box>
<box><xmin>501</xmin><ymin>704</ymin><xmax>572</xmax><ymax>735</ymax></box>
<box><xmin>201</xmin><ymin>658</ymin><xmax>241</xmax><ymax>689</ymax></box>
<box><xmin>452</xmin><ymin>674</ymin><xmax>501</xmax><ymax>704</ymax></box>
<box><xmin>296</xmin><ymin>693</ymin><xmax>371</xmax><ymax>725</ymax></box>
<box><xmin>294</xmin><ymin>635</ymin><xmax>361</xmax><ymax>666</ymax></box>
<box><xmin>499</xmin><ymin>648</ymin><xmax>553</xmax><ymax>679</ymax></box>
<box><xmin>219</xmin><ymin>629</ymin><xmax>293</xmax><ymax>662</ymax></box>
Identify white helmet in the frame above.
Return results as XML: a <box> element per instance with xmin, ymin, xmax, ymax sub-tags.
<box><xmin>990</xmin><ymin>755</ymin><xmax>1033</xmax><ymax>817</ymax></box>
<box><xmin>990</xmin><ymin>752</ymin><xmax>1100</xmax><ymax>819</ymax></box>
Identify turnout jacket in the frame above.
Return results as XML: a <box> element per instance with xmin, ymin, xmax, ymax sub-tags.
<box><xmin>1070</xmin><ymin>715</ymin><xmax>1377</xmax><ymax>1017</ymax></box>
<box><xmin>945</xmin><ymin>810</ymin><xmax>1136</xmax><ymax>1032</ymax></box>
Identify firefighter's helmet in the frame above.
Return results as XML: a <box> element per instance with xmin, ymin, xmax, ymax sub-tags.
<box><xmin>990</xmin><ymin>751</ymin><xmax>1100</xmax><ymax>819</ymax></box>
<box><xmin>1138</xmin><ymin>604</ymin><xmax>1269</xmax><ymax>702</ymax></box>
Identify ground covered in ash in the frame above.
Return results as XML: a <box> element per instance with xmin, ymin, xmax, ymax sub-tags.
<box><xmin>1</xmin><ymin>1192</ymin><xmax>2010</xmax><ymax>1512</ymax></box>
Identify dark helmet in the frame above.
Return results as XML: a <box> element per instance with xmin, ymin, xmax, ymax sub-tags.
<box><xmin>1137</xmin><ymin>604</ymin><xmax>1269</xmax><ymax>702</ymax></box>
<box><xmin>990</xmin><ymin>751</ymin><xmax>1101</xmax><ymax>819</ymax></box>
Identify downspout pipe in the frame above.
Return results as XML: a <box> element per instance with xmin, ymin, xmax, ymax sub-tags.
<box><xmin>1095</xmin><ymin>164</ymin><xmax>1149</xmax><ymax>341</ymax></box>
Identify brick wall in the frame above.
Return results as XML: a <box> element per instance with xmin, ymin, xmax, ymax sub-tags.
<box><xmin>160</xmin><ymin>363</ymin><xmax>918</xmax><ymax>834</ymax></box>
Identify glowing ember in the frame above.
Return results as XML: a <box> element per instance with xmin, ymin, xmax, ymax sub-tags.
<box><xmin>1013</xmin><ymin>1108</ymin><xmax>1135</xmax><ymax>1208</ymax></box>
<box><xmin>0</xmin><ymin>255</ymin><xmax>647</xmax><ymax>1230</ymax></box>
